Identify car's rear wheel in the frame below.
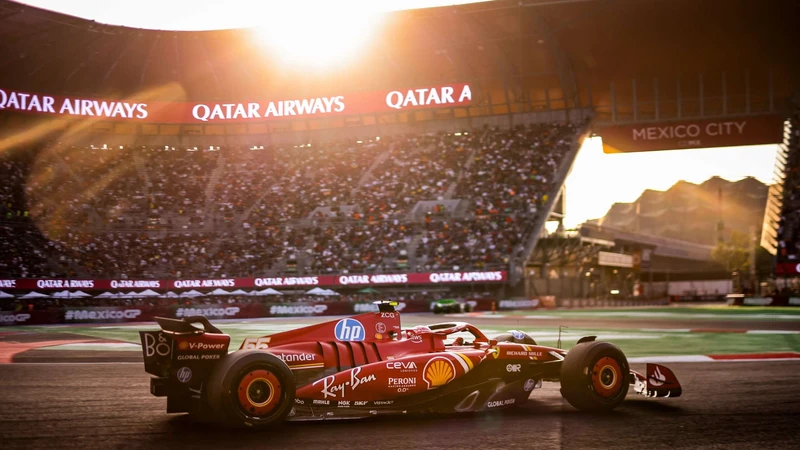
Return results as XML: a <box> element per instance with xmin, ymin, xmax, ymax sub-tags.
<box><xmin>206</xmin><ymin>351</ymin><xmax>295</xmax><ymax>429</ymax></box>
<box><xmin>560</xmin><ymin>341</ymin><xmax>628</xmax><ymax>412</ymax></box>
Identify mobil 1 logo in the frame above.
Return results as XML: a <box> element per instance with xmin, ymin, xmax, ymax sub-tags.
<box><xmin>335</xmin><ymin>318</ymin><xmax>365</xmax><ymax>341</ymax></box>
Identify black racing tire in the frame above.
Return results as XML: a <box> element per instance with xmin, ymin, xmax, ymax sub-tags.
<box><xmin>560</xmin><ymin>341</ymin><xmax>629</xmax><ymax>412</ymax></box>
<box><xmin>206</xmin><ymin>351</ymin><xmax>295</xmax><ymax>429</ymax></box>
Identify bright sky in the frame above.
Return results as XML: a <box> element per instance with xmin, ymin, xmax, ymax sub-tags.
<box><xmin>563</xmin><ymin>139</ymin><xmax>779</xmax><ymax>229</ymax></box>
<box><xmin>15</xmin><ymin>0</ymin><xmax>487</xmax><ymax>30</ymax></box>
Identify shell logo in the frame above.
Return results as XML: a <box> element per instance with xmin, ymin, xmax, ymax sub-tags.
<box><xmin>423</xmin><ymin>357</ymin><xmax>455</xmax><ymax>389</ymax></box>
<box><xmin>178</xmin><ymin>341</ymin><xmax>189</xmax><ymax>350</ymax></box>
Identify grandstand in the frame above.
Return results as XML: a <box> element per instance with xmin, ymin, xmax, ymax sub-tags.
<box><xmin>762</xmin><ymin>98</ymin><xmax>800</xmax><ymax>282</ymax></box>
<box><xmin>0</xmin><ymin>123</ymin><xmax>587</xmax><ymax>281</ymax></box>
<box><xmin>0</xmin><ymin>0</ymin><xmax>798</xmax><ymax>312</ymax></box>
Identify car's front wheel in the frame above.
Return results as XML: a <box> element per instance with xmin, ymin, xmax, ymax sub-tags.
<box><xmin>206</xmin><ymin>351</ymin><xmax>295</xmax><ymax>429</ymax></box>
<box><xmin>559</xmin><ymin>341</ymin><xmax>629</xmax><ymax>412</ymax></box>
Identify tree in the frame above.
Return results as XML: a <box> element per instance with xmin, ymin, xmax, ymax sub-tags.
<box><xmin>712</xmin><ymin>230</ymin><xmax>752</xmax><ymax>273</ymax></box>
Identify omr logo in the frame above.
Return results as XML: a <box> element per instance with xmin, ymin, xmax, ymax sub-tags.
<box><xmin>334</xmin><ymin>318</ymin><xmax>365</xmax><ymax>341</ymax></box>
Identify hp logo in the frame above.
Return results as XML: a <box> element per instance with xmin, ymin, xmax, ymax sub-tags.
<box><xmin>176</xmin><ymin>367</ymin><xmax>192</xmax><ymax>383</ymax></box>
<box><xmin>334</xmin><ymin>318</ymin><xmax>365</xmax><ymax>341</ymax></box>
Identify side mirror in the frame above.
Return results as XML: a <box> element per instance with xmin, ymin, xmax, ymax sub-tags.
<box><xmin>477</xmin><ymin>339</ymin><xmax>498</xmax><ymax>348</ymax></box>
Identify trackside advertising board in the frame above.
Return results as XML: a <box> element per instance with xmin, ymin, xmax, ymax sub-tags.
<box><xmin>0</xmin><ymin>84</ymin><xmax>472</xmax><ymax>123</ymax></box>
<box><xmin>775</xmin><ymin>263</ymin><xmax>800</xmax><ymax>276</ymax></box>
<box><xmin>0</xmin><ymin>271</ymin><xmax>507</xmax><ymax>291</ymax></box>
<box><xmin>1</xmin><ymin>297</ymin><xmax>554</xmax><ymax>326</ymax></box>
<box><xmin>598</xmin><ymin>114</ymin><xmax>784</xmax><ymax>153</ymax></box>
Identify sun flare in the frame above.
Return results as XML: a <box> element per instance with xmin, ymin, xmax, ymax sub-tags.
<box><xmin>249</xmin><ymin>5</ymin><xmax>385</xmax><ymax>70</ymax></box>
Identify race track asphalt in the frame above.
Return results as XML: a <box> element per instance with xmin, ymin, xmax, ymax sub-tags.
<box><xmin>1</xmin><ymin>361</ymin><xmax>799</xmax><ymax>449</ymax></box>
<box><xmin>1</xmin><ymin>312</ymin><xmax>799</xmax><ymax>449</ymax></box>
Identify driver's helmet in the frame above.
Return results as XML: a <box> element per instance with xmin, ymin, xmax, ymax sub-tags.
<box><xmin>411</xmin><ymin>325</ymin><xmax>432</xmax><ymax>334</ymax></box>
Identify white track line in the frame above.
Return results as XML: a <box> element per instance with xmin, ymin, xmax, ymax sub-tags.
<box><xmin>745</xmin><ymin>330</ymin><xmax>800</xmax><ymax>334</ymax></box>
<box><xmin>639</xmin><ymin>328</ymin><xmax>692</xmax><ymax>333</ymax></box>
<box><xmin>628</xmin><ymin>355</ymin><xmax>714</xmax><ymax>363</ymax></box>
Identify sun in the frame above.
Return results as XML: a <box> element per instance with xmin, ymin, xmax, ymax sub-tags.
<box><xmin>249</xmin><ymin>4</ymin><xmax>385</xmax><ymax>71</ymax></box>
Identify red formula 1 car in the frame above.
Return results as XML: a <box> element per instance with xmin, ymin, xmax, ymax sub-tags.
<box><xmin>140</xmin><ymin>303</ymin><xmax>682</xmax><ymax>429</ymax></box>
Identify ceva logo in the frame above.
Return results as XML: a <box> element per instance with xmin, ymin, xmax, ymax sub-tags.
<box><xmin>334</xmin><ymin>318</ymin><xmax>365</xmax><ymax>342</ymax></box>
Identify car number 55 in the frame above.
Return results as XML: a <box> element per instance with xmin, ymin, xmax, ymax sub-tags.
<box><xmin>242</xmin><ymin>337</ymin><xmax>270</xmax><ymax>350</ymax></box>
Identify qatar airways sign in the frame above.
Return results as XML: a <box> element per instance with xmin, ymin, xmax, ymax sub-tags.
<box><xmin>334</xmin><ymin>271</ymin><xmax>506</xmax><ymax>285</ymax></box>
<box><xmin>35</xmin><ymin>279</ymin><xmax>95</xmax><ymax>289</ymax></box>
<box><xmin>0</xmin><ymin>84</ymin><xmax>472</xmax><ymax>124</ymax></box>
<box><xmin>6</xmin><ymin>270</ymin><xmax>506</xmax><ymax>292</ymax></box>
<box><xmin>0</xmin><ymin>90</ymin><xmax>147</xmax><ymax>119</ymax></box>
<box><xmin>171</xmin><ymin>279</ymin><xmax>235</xmax><ymax>289</ymax></box>
<box><xmin>254</xmin><ymin>276</ymin><xmax>320</xmax><ymax>287</ymax></box>
<box><xmin>110</xmin><ymin>280</ymin><xmax>161</xmax><ymax>289</ymax></box>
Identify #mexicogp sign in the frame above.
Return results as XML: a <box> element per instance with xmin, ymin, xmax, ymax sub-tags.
<box><xmin>598</xmin><ymin>115</ymin><xmax>784</xmax><ymax>153</ymax></box>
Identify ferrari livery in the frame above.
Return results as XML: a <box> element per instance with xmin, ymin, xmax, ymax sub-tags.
<box><xmin>140</xmin><ymin>302</ymin><xmax>682</xmax><ymax>429</ymax></box>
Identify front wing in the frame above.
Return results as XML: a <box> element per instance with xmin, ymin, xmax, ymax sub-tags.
<box><xmin>630</xmin><ymin>363</ymin><xmax>682</xmax><ymax>398</ymax></box>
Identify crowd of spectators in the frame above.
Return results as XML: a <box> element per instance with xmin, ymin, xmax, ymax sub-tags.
<box><xmin>354</xmin><ymin>133</ymin><xmax>471</xmax><ymax>219</ymax></box>
<box><xmin>143</xmin><ymin>147</ymin><xmax>220</xmax><ymax>215</ymax></box>
<box><xmin>0</xmin><ymin>122</ymin><xmax>583</xmax><ymax>279</ymax></box>
<box><xmin>248</xmin><ymin>140</ymin><xmax>385</xmax><ymax>224</ymax></box>
<box><xmin>415</xmin><ymin>216</ymin><xmax>529</xmax><ymax>271</ymax></box>
<box><xmin>457</xmin><ymin>123</ymin><xmax>577</xmax><ymax>215</ymax></box>
<box><xmin>777</xmin><ymin>103</ymin><xmax>800</xmax><ymax>263</ymax></box>
<box><xmin>305</xmin><ymin>220</ymin><xmax>415</xmax><ymax>273</ymax></box>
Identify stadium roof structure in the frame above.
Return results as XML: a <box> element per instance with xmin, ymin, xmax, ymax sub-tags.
<box><xmin>0</xmin><ymin>0</ymin><xmax>798</xmax><ymax>137</ymax></box>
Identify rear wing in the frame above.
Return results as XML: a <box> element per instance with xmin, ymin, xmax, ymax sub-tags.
<box><xmin>140</xmin><ymin>316</ymin><xmax>230</xmax><ymax>380</ymax></box>
<box><xmin>155</xmin><ymin>316</ymin><xmax>222</xmax><ymax>334</ymax></box>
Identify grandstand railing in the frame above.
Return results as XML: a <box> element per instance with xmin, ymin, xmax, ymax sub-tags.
<box><xmin>761</xmin><ymin>115</ymin><xmax>792</xmax><ymax>256</ymax></box>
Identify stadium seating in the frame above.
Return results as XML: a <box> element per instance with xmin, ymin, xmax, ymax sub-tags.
<box><xmin>776</xmin><ymin>104</ymin><xmax>800</xmax><ymax>264</ymax></box>
<box><xmin>0</xmin><ymin>121</ymin><xmax>586</xmax><ymax>279</ymax></box>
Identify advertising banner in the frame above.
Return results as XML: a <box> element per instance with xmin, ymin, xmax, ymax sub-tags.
<box><xmin>0</xmin><ymin>84</ymin><xmax>473</xmax><ymax>124</ymax></box>
<box><xmin>0</xmin><ymin>295</ymin><xmax>535</xmax><ymax>326</ymax></box>
<box><xmin>171</xmin><ymin>303</ymin><xmax>264</xmax><ymax>320</ymax></box>
<box><xmin>0</xmin><ymin>310</ymin><xmax>54</xmax><ymax>326</ymax></box>
<box><xmin>0</xmin><ymin>270</ymin><xmax>507</xmax><ymax>291</ymax></box>
<box><xmin>62</xmin><ymin>306</ymin><xmax>158</xmax><ymax>323</ymax></box>
<box><xmin>598</xmin><ymin>114</ymin><xmax>784</xmax><ymax>153</ymax></box>
<box><xmin>497</xmin><ymin>299</ymin><xmax>540</xmax><ymax>310</ymax></box>
<box><xmin>775</xmin><ymin>263</ymin><xmax>800</xmax><ymax>276</ymax></box>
